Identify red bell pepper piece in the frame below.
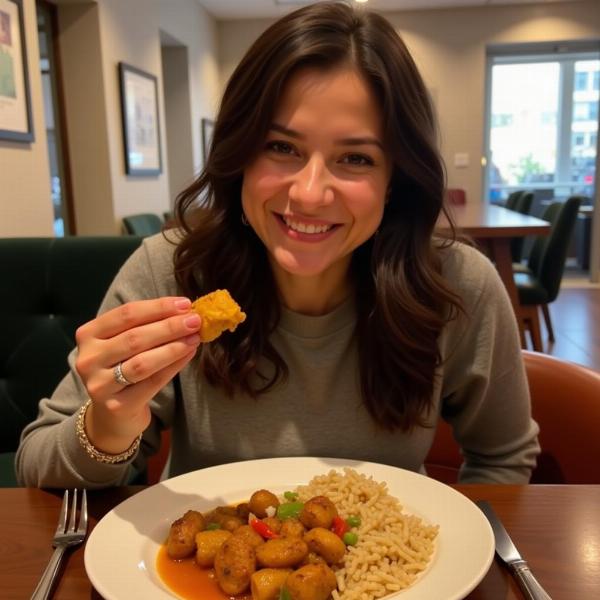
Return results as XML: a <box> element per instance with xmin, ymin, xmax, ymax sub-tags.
<box><xmin>331</xmin><ymin>515</ymin><xmax>349</xmax><ymax>538</ymax></box>
<box><xmin>250</xmin><ymin>518</ymin><xmax>280</xmax><ymax>539</ymax></box>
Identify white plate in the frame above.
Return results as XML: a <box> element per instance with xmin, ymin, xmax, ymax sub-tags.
<box><xmin>84</xmin><ymin>457</ymin><xmax>494</xmax><ymax>600</ymax></box>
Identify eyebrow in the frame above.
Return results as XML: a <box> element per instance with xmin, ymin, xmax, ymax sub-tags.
<box><xmin>269</xmin><ymin>123</ymin><xmax>384</xmax><ymax>151</ymax></box>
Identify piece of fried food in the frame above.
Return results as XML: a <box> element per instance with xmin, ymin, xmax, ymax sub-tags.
<box><xmin>191</xmin><ymin>289</ymin><xmax>246</xmax><ymax>342</ymax></box>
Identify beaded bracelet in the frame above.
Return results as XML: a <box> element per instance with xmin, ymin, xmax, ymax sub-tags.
<box><xmin>75</xmin><ymin>399</ymin><xmax>142</xmax><ymax>464</ymax></box>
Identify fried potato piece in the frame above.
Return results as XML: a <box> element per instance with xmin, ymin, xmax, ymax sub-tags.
<box><xmin>249</xmin><ymin>489</ymin><xmax>280</xmax><ymax>518</ymax></box>
<box><xmin>251</xmin><ymin>568</ymin><xmax>293</xmax><ymax>600</ymax></box>
<box><xmin>299</xmin><ymin>496</ymin><xmax>338</xmax><ymax>530</ymax></box>
<box><xmin>166</xmin><ymin>510</ymin><xmax>206</xmax><ymax>559</ymax></box>
<box><xmin>214</xmin><ymin>536</ymin><xmax>257</xmax><ymax>595</ymax></box>
<box><xmin>280</xmin><ymin>518</ymin><xmax>306</xmax><ymax>539</ymax></box>
<box><xmin>285</xmin><ymin>563</ymin><xmax>337</xmax><ymax>600</ymax></box>
<box><xmin>191</xmin><ymin>289</ymin><xmax>246</xmax><ymax>342</ymax></box>
<box><xmin>256</xmin><ymin>537</ymin><xmax>309</xmax><ymax>569</ymax></box>
<box><xmin>195</xmin><ymin>529</ymin><xmax>232</xmax><ymax>567</ymax></box>
<box><xmin>233</xmin><ymin>524</ymin><xmax>266</xmax><ymax>549</ymax></box>
<box><xmin>304</xmin><ymin>527</ymin><xmax>346</xmax><ymax>565</ymax></box>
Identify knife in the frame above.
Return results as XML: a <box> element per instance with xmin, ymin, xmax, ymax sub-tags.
<box><xmin>476</xmin><ymin>500</ymin><xmax>553</xmax><ymax>600</ymax></box>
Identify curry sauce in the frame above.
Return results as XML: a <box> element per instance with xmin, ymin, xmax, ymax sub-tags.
<box><xmin>156</xmin><ymin>544</ymin><xmax>251</xmax><ymax>600</ymax></box>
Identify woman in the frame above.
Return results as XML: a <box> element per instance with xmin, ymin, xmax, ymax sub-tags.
<box><xmin>16</xmin><ymin>1</ymin><xmax>539</xmax><ymax>488</ymax></box>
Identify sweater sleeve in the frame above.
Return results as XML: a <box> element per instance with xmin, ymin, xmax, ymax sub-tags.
<box><xmin>15</xmin><ymin>235</ymin><xmax>179</xmax><ymax>489</ymax></box>
<box><xmin>438</xmin><ymin>244</ymin><xmax>540</xmax><ymax>484</ymax></box>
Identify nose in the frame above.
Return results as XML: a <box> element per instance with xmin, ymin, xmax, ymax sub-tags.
<box><xmin>288</xmin><ymin>154</ymin><xmax>334</xmax><ymax>208</ymax></box>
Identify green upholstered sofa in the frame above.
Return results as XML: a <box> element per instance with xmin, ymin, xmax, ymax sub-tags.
<box><xmin>0</xmin><ymin>236</ymin><xmax>142</xmax><ymax>486</ymax></box>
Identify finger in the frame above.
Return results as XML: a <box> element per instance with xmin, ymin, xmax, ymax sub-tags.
<box><xmin>88</xmin><ymin>334</ymin><xmax>200</xmax><ymax>399</ymax></box>
<box><xmin>102</xmin><ymin>311</ymin><xmax>202</xmax><ymax>367</ymax></box>
<box><xmin>76</xmin><ymin>296</ymin><xmax>193</xmax><ymax>342</ymax></box>
<box><xmin>106</xmin><ymin>347</ymin><xmax>197</xmax><ymax>413</ymax></box>
<box><xmin>113</xmin><ymin>333</ymin><xmax>200</xmax><ymax>391</ymax></box>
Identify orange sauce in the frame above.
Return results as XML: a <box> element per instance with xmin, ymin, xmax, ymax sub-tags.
<box><xmin>156</xmin><ymin>544</ymin><xmax>251</xmax><ymax>600</ymax></box>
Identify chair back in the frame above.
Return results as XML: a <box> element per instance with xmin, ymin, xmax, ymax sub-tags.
<box><xmin>505</xmin><ymin>190</ymin><xmax>525</xmax><ymax>210</ymax></box>
<box><xmin>514</xmin><ymin>191</ymin><xmax>533</xmax><ymax>215</ymax></box>
<box><xmin>510</xmin><ymin>192</ymin><xmax>534</xmax><ymax>262</ymax></box>
<box><xmin>425</xmin><ymin>351</ymin><xmax>600</xmax><ymax>484</ymax></box>
<box><xmin>0</xmin><ymin>237</ymin><xmax>142</xmax><ymax>483</ymax></box>
<box><xmin>535</xmin><ymin>196</ymin><xmax>582</xmax><ymax>302</ymax></box>
<box><xmin>122</xmin><ymin>213</ymin><xmax>163</xmax><ymax>237</ymax></box>
<box><xmin>526</xmin><ymin>201</ymin><xmax>561</xmax><ymax>274</ymax></box>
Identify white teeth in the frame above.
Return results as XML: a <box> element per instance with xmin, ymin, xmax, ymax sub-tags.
<box><xmin>283</xmin><ymin>217</ymin><xmax>332</xmax><ymax>234</ymax></box>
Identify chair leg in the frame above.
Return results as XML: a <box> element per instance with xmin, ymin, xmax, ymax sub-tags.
<box><xmin>541</xmin><ymin>304</ymin><xmax>555</xmax><ymax>342</ymax></box>
<box><xmin>521</xmin><ymin>305</ymin><xmax>543</xmax><ymax>352</ymax></box>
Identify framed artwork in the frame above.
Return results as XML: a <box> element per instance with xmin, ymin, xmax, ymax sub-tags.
<box><xmin>201</xmin><ymin>117</ymin><xmax>214</xmax><ymax>165</ymax></box>
<box><xmin>0</xmin><ymin>0</ymin><xmax>34</xmax><ymax>142</ymax></box>
<box><xmin>118</xmin><ymin>62</ymin><xmax>162</xmax><ymax>176</ymax></box>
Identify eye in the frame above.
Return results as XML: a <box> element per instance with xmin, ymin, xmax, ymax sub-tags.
<box><xmin>341</xmin><ymin>153</ymin><xmax>374</xmax><ymax>166</ymax></box>
<box><xmin>265</xmin><ymin>140</ymin><xmax>297</xmax><ymax>156</ymax></box>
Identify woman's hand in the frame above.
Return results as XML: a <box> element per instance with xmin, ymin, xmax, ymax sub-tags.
<box><xmin>74</xmin><ymin>296</ymin><xmax>201</xmax><ymax>454</ymax></box>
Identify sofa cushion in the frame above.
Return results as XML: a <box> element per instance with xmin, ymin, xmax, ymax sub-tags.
<box><xmin>0</xmin><ymin>237</ymin><xmax>142</xmax><ymax>456</ymax></box>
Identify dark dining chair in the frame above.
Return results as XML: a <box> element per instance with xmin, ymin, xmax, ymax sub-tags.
<box><xmin>122</xmin><ymin>213</ymin><xmax>163</xmax><ymax>237</ymax></box>
<box><xmin>514</xmin><ymin>196</ymin><xmax>582</xmax><ymax>351</ymax></box>
<box><xmin>509</xmin><ymin>191</ymin><xmax>534</xmax><ymax>263</ymax></box>
<box><xmin>425</xmin><ymin>350</ymin><xmax>600</xmax><ymax>484</ymax></box>
<box><xmin>505</xmin><ymin>190</ymin><xmax>525</xmax><ymax>210</ymax></box>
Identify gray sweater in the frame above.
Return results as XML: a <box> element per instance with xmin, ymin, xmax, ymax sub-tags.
<box><xmin>16</xmin><ymin>234</ymin><xmax>540</xmax><ymax>488</ymax></box>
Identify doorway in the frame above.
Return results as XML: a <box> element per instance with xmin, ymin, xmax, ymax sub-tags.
<box><xmin>37</xmin><ymin>0</ymin><xmax>74</xmax><ymax>236</ymax></box>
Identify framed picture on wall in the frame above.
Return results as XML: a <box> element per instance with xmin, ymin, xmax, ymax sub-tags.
<box><xmin>118</xmin><ymin>62</ymin><xmax>162</xmax><ymax>176</ymax></box>
<box><xmin>201</xmin><ymin>117</ymin><xmax>214</xmax><ymax>166</ymax></box>
<box><xmin>0</xmin><ymin>0</ymin><xmax>34</xmax><ymax>142</ymax></box>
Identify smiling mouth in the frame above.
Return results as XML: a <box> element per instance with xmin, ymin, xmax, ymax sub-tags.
<box><xmin>277</xmin><ymin>214</ymin><xmax>338</xmax><ymax>234</ymax></box>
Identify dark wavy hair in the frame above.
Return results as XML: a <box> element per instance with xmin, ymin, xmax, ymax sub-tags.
<box><xmin>172</xmin><ymin>1</ymin><xmax>462</xmax><ymax>431</ymax></box>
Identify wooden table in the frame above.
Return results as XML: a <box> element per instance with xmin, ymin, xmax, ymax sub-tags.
<box><xmin>440</xmin><ymin>203</ymin><xmax>551</xmax><ymax>346</ymax></box>
<box><xmin>2</xmin><ymin>485</ymin><xmax>598</xmax><ymax>599</ymax></box>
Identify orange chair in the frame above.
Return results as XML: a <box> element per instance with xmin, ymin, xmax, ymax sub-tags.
<box><xmin>425</xmin><ymin>351</ymin><xmax>600</xmax><ymax>484</ymax></box>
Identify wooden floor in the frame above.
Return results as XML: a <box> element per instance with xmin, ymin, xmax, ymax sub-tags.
<box><xmin>530</xmin><ymin>286</ymin><xmax>600</xmax><ymax>372</ymax></box>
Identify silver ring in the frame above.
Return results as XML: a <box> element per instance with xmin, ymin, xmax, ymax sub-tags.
<box><xmin>113</xmin><ymin>362</ymin><xmax>134</xmax><ymax>386</ymax></box>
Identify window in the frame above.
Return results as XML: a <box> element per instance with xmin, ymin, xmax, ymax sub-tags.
<box><xmin>575</xmin><ymin>71</ymin><xmax>587</xmax><ymax>90</ymax></box>
<box><xmin>484</xmin><ymin>45</ymin><xmax>599</xmax><ymax>204</ymax></box>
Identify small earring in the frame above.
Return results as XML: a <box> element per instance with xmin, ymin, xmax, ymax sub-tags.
<box><xmin>241</xmin><ymin>213</ymin><xmax>249</xmax><ymax>226</ymax></box>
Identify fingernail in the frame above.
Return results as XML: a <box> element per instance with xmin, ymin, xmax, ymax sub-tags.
<box><xmin>184</xmin><ymin>314</ymin><xmax>201</xmax><ymax>329</ymax></box>
<box><xmin>184</xmin><ymin>333</ymin><xmax>201</xmax><ymax>345</ymax></box>
<box><xmin>175</xmin><ymin>298</ymin><xmax>191</xmax><ymax>311</ymax></box>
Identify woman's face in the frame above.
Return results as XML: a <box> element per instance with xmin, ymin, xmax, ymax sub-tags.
<box><xmin>241</xmin><ymin>67</ymin><xmax>392</xmax><ymax>280</ymax></box>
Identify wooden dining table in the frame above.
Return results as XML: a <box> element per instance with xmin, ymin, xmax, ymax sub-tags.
<box><xmin>2</xmin><ymin>484</ymin><xmax>598</xmax><ymax>600</ymax></box>
<box><xmin>439</xmin><ymin>203</ymin><xmax>551</xmax><ymax>346</ymax></box>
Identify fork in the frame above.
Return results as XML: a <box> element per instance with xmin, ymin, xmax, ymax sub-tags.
<box><xmin>31</xmin><ymin>489</ymin><xmax>88</xmax><ymax>600</ymax></box>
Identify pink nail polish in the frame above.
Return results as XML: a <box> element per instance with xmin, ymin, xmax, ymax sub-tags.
<box><xmin>184</xmin><ymin>314</ymin><xmax>201</xmax><ymax>328</ymax></box>
<box><xmin>175</xmin><ymin>298</ymin><xmax>191</xmax><ymax>311</ymax></box>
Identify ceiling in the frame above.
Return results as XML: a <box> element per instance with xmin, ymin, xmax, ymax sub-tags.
<box><xmin>195</xmin><ymin>0</ymin><xmax>583</xmax><ymax>20</ymax></box>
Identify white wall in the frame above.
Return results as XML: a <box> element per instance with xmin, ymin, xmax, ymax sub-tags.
<box><xmin>0</xmin><ymin>0</ymin><xmax>53</xmax><ymax>237</ymax></box>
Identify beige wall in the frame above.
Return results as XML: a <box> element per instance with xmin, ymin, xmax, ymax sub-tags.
<box><xmin>218</xmin><ymin>1</ymin><xmax>600</xmax><ymax>204</ymax></box>
<box><xmin>58</xmin><ymin>1</ymin><xmax>115</xmax><ymax>235</ymax></box>
<box><xmin>0</xmin><ymin>0</ymin><xmax>54</xmax><ymax>237</ymax></box>
<box><xmin>0</xmin><ymin>0</ymin><xmax>218</xmax><ymax>236</ymax></box>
